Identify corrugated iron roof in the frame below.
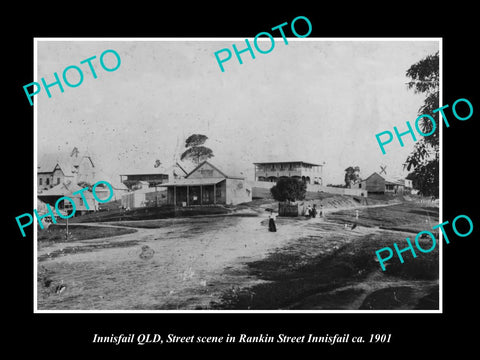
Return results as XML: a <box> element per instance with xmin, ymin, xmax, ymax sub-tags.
<box><xmin>364</xmin><ymin>172</ymin><xmax>405</xmax><ymax>186</ymax></box>
<box><xmin>253</xmin><ymin>160</ymin><xmax>323</xmax><ymax>167</ymax></box>
<box><xmin>37</xmin><ymin>180</ymin><xmax>95</xmax><ymax>198</ymax></box>
<box><xmin>37</xmin><ymin>152</ymin><xmax>94</xmax><ymax>175</ymax></box>
<box><xmin>186</xmin><ymin>160</ymin><xmax>246</xmax><ymax>179</ymax></box>
<box><xmin>160</xmin><ymin>178</ymin><xmax>226</xmax><ymax>187</ymax></box>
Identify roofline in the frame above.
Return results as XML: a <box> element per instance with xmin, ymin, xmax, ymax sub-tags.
<box><xmin>253</xmin><ymin>161</ymin><xmax>322</xmax><ymax>166</ymax></box>
<box><xmin>175</xmin><ymin>162</ymin><xmax>188</xmax><ymax>175</ymax></box>
<box><xmin>119</xmin><ymin>173</ymin><xmax>169</xmax><ymax>176</ymax></box>
<box><xmin>186</xmin><ymin>160</ymin><xmax>230</xmax><ymax>179</ymax></box>
<box><xmin>160</xmin><ymin>178</ymin><xmax>226</xmax><ymax>187</ymax></box>
<box><xmin>82</xmin><ymin>155</ymin><xmax>95</xmax><ymax>168</ymax></box>
<box><xmin>37</xmin><ymin>171</ymin><xmax>75</xmax><ymax>177</ymax></box>
<box><xmin>363</xmin><ymin>172</ymin><xmax>380</xmax><ymax>181</ymax></box>
<box><xmin>37</xmin><ymin>162</ymin><xmax>66</xmax><ymax>173</ymax></box>
<box><xmin>364</xmin><ymin>172</ymin><xmax>405</xmax><ymax>185</ymax></box>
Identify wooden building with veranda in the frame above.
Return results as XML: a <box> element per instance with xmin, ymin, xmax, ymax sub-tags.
<box><xmin>161</xmin><ymin>161</ymin><xmax>252</xmax><ymax>206</ymax></box>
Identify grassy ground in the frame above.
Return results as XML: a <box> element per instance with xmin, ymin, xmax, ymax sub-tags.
<box><xmin>38</xmin><ymin>224</ymin><xmax>137</xmax><ymax>243</ymax></box>
<box><xmin>210</xmin><ymin>203</ymin><xmax>440</xmax><ymax>310</ymax></box>
<box><xmin>325</xmin><ymin>203</ymin><xmax>439</xmax><ymax>230</ymax></box>
<box><xmin>37</xmin><ymin>193</ymin><xmax>439</xmax><ymax>310</ymax></box>
<box><xmin>66</xmin><ymin>205</ymin><xmax>231</xmax><ymax>224</ymax></box>
<box><xmin>109</xmin><ymin>212</ymin><xmax>259</xmax><ymax>229</ymax></box>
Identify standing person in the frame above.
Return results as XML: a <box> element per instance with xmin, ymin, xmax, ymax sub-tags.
<box><xmin>305</xmin><ymin>205</ymin><xmax>312</xmax><ymax>218</ymax></box>
<box><xmin>311</xmin><ymin>204</ymin><xmax>317</xmax><ymax>218</ymax></box>
<box><xmin>268</xmin><ymin>210</ymin><xmax>277</xmax><ymax>232</ymax></box>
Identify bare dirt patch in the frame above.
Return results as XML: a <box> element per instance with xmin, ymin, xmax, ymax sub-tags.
<box><xmin>36</xmin><ymin>201</ymin><xmax>439</xmax><ymax>311</ymax></box>
<box><xmin>210</xmin><ymin>203</ymin><xmax>439</xmax><ymax>310</ymax></box>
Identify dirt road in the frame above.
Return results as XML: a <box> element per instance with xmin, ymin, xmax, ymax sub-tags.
<box><xmin>37</xmin><ymin>202</ymin><xmax>437</xmax><ymax>310</ymax></box>
<box><xmin>38</xmin><ymin>214</ymin><xmax>345</xmax><ymax>310</ymax></box>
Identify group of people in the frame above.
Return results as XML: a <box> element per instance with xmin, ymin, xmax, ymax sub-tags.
<box><xmin>267</xmin><ymin>202</ymin><xmax>324</xmax><ymax>233</ymax></box>
<box><xmin>305</xmin><ymin>204</ymin><xmax>322</xmax><ymax>219</ymax></box>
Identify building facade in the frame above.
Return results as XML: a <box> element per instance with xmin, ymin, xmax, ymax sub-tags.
<box><xmin>253</xmin><ymin>161</ymin><xmax>323</xmax><ymax>185</ymax></box>
<box><xmin>37</xmin><ymin>149</ymin><xmax>95</xmax><ymax>192</ymax></box>
<box><xmin>37</xmin><ymin>180</ymin><xmax>99</xmax><ymax>216</ymax></box>
<box><xmin>120</xmin><ymin>173</ymin><xmax>169</xmax><ymax>190</ymax></box>
<box><xmin>354</xmin><ymin>172</ymin><xmax>406</xmax><ymax>194</ymax></box>
<box><xmin>120</xmin><ymin>162</ymin><xmax>188</xmax><ymax>190</ymax></box>
<box><xmin>162</xmin><ymin>161</ymin><xmax>252</xmax><ymax>206</ymax></box>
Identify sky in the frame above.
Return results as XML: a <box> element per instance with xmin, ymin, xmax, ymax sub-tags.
<box><xmin>36</xmin><ymin>39</ymin><xmax>440</xmax><ymax>185</ymax></box>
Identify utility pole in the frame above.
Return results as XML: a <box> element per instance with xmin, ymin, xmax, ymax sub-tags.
<box><xmin>66</xmin><ymin>215</ymin><xmax>69</xmax><ymax>241</ymax></box>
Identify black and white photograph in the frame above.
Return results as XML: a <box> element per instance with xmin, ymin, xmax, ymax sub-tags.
<box><xmin>34</xmin><ymin>39</ymin><xmax>441</xmax><ymax>312</ymax></box>
<box><xmin>7</xmin><ymin>7</ymin><xmax>478</xmax><ymax>355</ymax></box>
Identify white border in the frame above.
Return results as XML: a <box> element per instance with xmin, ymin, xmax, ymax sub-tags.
<box><xmin>33</xmin><ymin>38</ymin><xmax>39</xmax><ymax>312</ymax></box>
<box><xmin>33</xmin><ymin>37</ymin><xmax>443</xmax><ymax>314</ymax></box>
<box><xmin>438</xmin><ymin>39</ymin><xmax>443</xmax><ymax>313</ymax></box>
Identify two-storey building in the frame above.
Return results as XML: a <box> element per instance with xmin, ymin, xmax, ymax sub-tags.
<box><xmin>37</xmin><ymin>148</ymin><xmax>95</xmax><ymax>192</ymax></box>
<box><xmin>253</xmin><ymin>161</ymin><xmax>324</xmax><ymax>185</ymax></box>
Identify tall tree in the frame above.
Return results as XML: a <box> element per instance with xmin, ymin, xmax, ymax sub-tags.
<box><xmin>344</xmin><ymin>166</ymin><xmax>360</xmax><ymax>187</ymax></box>
<box><xmin>180</xmin><ymin>134</ymin><xmax>214</xmax><ymax>165</ymax></box>
<box><xmin>185</xmin><ymin>134</ymin><xmax>208</xmax><ymax>148</ymax></box>
<box><xmin>404</xmin><ymin>52</ymin><xmax>439</xmax><ymax>197</ymax></box>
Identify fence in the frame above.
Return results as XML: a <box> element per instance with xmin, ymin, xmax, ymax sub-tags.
<box><xmin>248</xmin><ymin>181</ymin><xmax>367</xmax><ymax>197</ymax></box>
<box><xmin>278</xmin><ymin>202</ymin><xmax>299</xmax><ymax>217</ymax></box>
<box><xmin>307</xmin><ymin>184</ymin><xmax>367</xmax><ymax>197</ymax></box>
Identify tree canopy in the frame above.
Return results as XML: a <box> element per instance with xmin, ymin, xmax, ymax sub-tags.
<box><xmin>185</xmin><ymin>134</ymin><xmax>208</xmax><ymax>148</ymax></box>
<box><xmin>270</xmin><ymin>178</ymin><xmax>306</xmax><ymax>202</ymax></box>
<box><xmin>180</xmin><ymin>134</ymin><xmax>214</xmax><ymax>165</ymax></box>
<box><xmin>344</xmin><ymin>166</ymin><xmax>360</xmax><ymax>187</ymax></box>
<box><xmin>404</xmin><ymin>52</ymin><xmax>439</xmax><ymax>197</ymax></box>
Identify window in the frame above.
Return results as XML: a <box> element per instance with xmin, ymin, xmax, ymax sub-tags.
<box><xmin>39</xmin><ymin>178</ymin><xmax>43</xmax><ymax>185</ymax></box>
<box><xmin>46</xmin><ymin>178</ymin><xmax>50</xmax><ymax>185</ymax></box>
<box><xmin>57</xmin><ymin>178</ymin><xmax>60</xmax><ymax>185</ymax></box>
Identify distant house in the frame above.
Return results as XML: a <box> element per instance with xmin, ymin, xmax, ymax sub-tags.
<box><xmin>121</xmin><ymin>187</ymin><xmax>166</xmax><ymax>209</ymax></box>
<box><xmin>37</xmin><ymin>148</ymin><xmax>95</xmax><ymax>192</ymax></box>
<box><xmin>37</xmin><ymin>180</ymin><xmax>98</xmax><ymax>216</ymax></box>
<box><xmin>120</xmin><ymin>181</ymin><xmax>166</xmax><ymax>209</ymax></box>
<box><xmin>120</xmin><ymin>162</ymin><xmax>188</xmax><ymax>190</ymax></box>
<box><xmin>253</xmin><ymin>160</ymin><xmax>324</xmax><ymax>185</ymax></box>
<box><xmin>120</xmin><ymin>172</ymin><xmax>169</xmax><ymax>190</ymax></box>
<box><xmin>402</xmin><ymin>179</ymin><xmax>413</xmax><ymax>189</ymax></box>
<box><xmin>354</xmin><ymin>172</ymin><xmax>406</xmax><ymax>194</ymax></box>
<box><xmin>161</xmin><ymin>161</ymin><xmax>252</xmax><ymax>206</ymax></box>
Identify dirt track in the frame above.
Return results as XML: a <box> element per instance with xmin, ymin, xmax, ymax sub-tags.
<box><xmin>37</xmin><ymin>202</ymin><xmax>438</xmax><ymax>310</ymax></box>
<box><xmin>38</xmin><ymin>215</ymin><xmax>329</xmax><ymax>309</ymax></box>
